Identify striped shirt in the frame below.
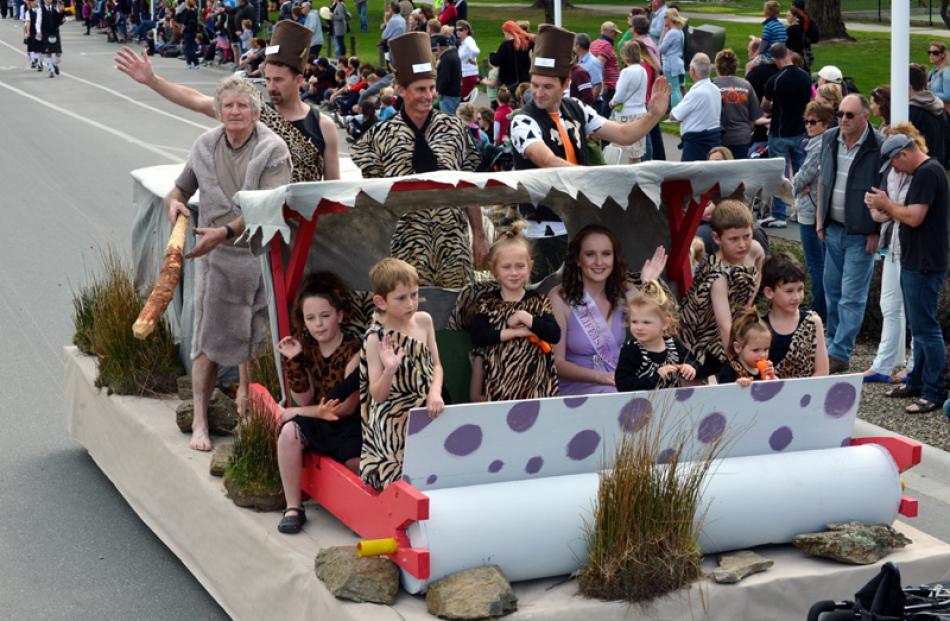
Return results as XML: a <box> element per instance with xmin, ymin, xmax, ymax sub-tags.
<box><xmin>590</xmin><ymin>35</ymin><xmax>620</xmax><ymax>89</ymax></box>
<box><xmin>760</xmin><ymin>17</ymin><xmax>787</xmax><ymax>60</ymax></box>
<box><xmin>830</xmin><ymin>125</ymin><xmax>870</xmax><ymax>224</ymax></box>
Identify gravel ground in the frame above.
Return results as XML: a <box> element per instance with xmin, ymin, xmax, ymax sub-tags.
<box><xmin>850</xmin><ymin>341</ymin><xmax>950</xmax><ymax>451</ymax></box>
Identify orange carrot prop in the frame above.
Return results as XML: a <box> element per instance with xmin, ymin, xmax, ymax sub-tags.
<box><xmin>756</xmin><ymin>360</ymin><xmax>776</xmax><ymax>380</ymax></box>
<box><xmin>527</xmin><ymin>334</ymin><xmax>552</xmax><ymax>354</ymax></box>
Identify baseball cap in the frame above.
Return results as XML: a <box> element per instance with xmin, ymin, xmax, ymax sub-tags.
<box><xmin>602</xmin><ymin>21</ymin><xmax>620</xmax><ymax>34</ymax></box>
<box><xmin>431</xmin><ymin>34</ymin><xmax>451</xmax><ymax>47</ymax></box>
<box><xmin>817</xmin><ymin>65</ymin><xmax>843</xmax><ymax>84</ymax></box>
<box><xmin>879</xmin><ymin>134</ymin><xmax>914</xmax><ymax>172</ymax></box>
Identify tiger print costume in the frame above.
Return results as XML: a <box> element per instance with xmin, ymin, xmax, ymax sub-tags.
<box><xmin>350</xmin><ymin>109</ymin><xmax>480</xmax><ymax>288</ymax></box>
<box><xmin>614</xmin><ymin>337</ymin><xmax>697</xmax><ymax>392</ymax></box>
<box><xmin>679</xmin><ymin>253</ymin><xmax>758</xmax><ymax>373</ymax></box>
<box><xmin>359</xmin><ymin>320</ymin><xmax>434</xmax><ymax>490</ymax></box>
<box><xmin>766</xmin><ymin>309</ymin><xmax>819</xmax><ymax>379</ymax></box>
<box><xmin>470</xmin><ymin>289</ymin><xmax>560</xmax><ymax>401</ymax></box>
<box><xmin>260</xmin><ymin>105</ymin><xmax>325</xmax><ymax>183</ymax></box>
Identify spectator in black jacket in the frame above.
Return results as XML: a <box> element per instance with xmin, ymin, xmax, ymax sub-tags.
<box><xmin>490</xmin><ymin>23</ymin><xmax>532</xmax><ymax>92</ymax></box>
<box><xmin>434</xmin><ymin>35</ymin><xmax>461</xmax><ymax>115</ymax></box>
<box><xmin>908</xmin><ymin>63</ymin><xmax>950</xmax><ymax>169</ymax></box>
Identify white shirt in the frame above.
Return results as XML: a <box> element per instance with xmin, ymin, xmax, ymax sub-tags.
<box><xmin>509</xmin><ymin>98</ymin><xmax>606</xmax><ymax>157</ymax></box>
<box><xmin>611</xmin><ymin>64</ymin><xmax>648</xmax><ymax>117</ymax></box>
<box><xmin>458</xmin><ymin>36</ymin><xmax>480</xmax><ymax>78</ymax></box>
<box><xmin>670</xmin><ymin>78</ymin><xmax>722</xmax><ymax>134</ymax></box>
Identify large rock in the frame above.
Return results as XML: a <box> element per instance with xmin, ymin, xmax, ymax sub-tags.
<box><xmin>223</xmin><ymin>476</ymin><xmax>285</xmax><ymax>512</ymax></box>
<box><xmin>793</xmin><ymin>522</ymin><xmax>911</xmax><ymax>565</ymax></box>
<box><xmin>712</xmin><ymin>551</ymin><xmax>773</xmax><ymax>584</ymax></box>
<box><xmin>426</xmin><ymin>566</ymin><xmax>517</xmax><ymax>620</ymax></box>
<box><xmin>176</xmin><ymin>388</ymin><xmax>238</xmax><ymax>435</ymax></box>
<box><xmin>177</xmin><ymin>375</ymin><xmax>192</xmax><ymax>400</ymax></box>
<box><xmin>209</xmin><ymin>441</ymin><xmax>234</xmax><ymax>477</ymax></box>
<box><xmin>314</xmin><ymin>546</ymin><xmax>399</xmax><ymax>605</ymax></box>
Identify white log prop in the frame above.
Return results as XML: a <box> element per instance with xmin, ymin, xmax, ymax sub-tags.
<box><xmin>401</xmin><ymin>444</ymin><xmax>901</xmax><ymax>594</ymax></box>
<box><xmin>132</xmin><ymin>214</ymin><xmax>188</xmax><ymax>340</ymax></box>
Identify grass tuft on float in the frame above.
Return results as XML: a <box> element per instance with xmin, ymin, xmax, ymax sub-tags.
<box><xmin>252</xmin><ymin>340</ymin><xmax>282</xmax><ymax>403</ymax></box>
<box><xmin>578</xmin><ymin>399</ymin><xmax>723</xmax><ymax>603</ymax></box>
<box><xmin>224</xmin><ymin>394</ymin><xmax>284</xmax><ymax>502</ymax></box>
<box><xmin>73</xmin><ymin>247</ymin><xmax>182</xmax><ymax>395</ymax></box>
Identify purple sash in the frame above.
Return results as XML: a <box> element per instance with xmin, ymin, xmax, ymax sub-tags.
<box><xmin>571</xmin><ymin>291</ymin><xmax>622</xmax><ymax>373</ymax></box>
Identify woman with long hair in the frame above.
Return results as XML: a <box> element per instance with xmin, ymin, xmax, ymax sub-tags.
<box><xmin>870</xmin><ymin>85</ymin><xmax>891</xmax><ymax>133</ymax></box>
<box><xmin>456</xmin><ymin>20</ymin><xmax>480</xmax><ymax>100</ymax></box>
<box><xmin>548</xmin><ymin>226</ymin><xmax>667</xmax><ymax>395</ymax></box>
<box><xmin>927</xmin><ymin>41</ymin><xmax>950</xmax><ymax>112</ymax></box>
<box><xmin>610</xmin><ymin>40</ymin><xmax>649</xmax><ymax>163</ymax></box>
<box><xmin>658</xmin><ymin>7</ymin><xmax>686</xmax><ymax>108</ymax></box>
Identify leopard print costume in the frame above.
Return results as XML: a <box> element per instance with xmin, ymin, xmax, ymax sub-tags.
<box><xmin>350</xmin><ymin>109</ymin><xmax>480</xmax><ymax>288</ymax></box>
<box><xmin>282</xmin><ymin>336</ymin><xmax>360</xmax><ymax>398</ymax></box>
<box><xmin>260</xmin><ymin>105</ymin><xmax>325</xmax><ymax>183</ymax></box>
<box><xmin>679</xmin><ymin>253</ymin><xmax>758</xmax><ymax>370</ymax></box>
<box><xmin>473</xmin><ymin>289</ymin><xmax>559</xmax><ymax>401</ymax></box>
<box><xmin>359</xmin><ymin>320</ymin><xmax>434</xmax><ymax>490</ymax></box>
<box><xmin>767</xmin><ymin>309</ymin><xmax>819</xmax><ymax>379</ymax></box>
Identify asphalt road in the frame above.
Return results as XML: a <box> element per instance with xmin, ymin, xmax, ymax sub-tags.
<box><xmin>0</xmin><ymin>15</ymin><xmax>948</xmax><ymax>620</ymax></box>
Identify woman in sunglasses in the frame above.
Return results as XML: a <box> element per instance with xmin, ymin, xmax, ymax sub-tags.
<box><xmin>927</xmin><ymin>41</ymin><xmax>950</xmax><ymax>113</ymax></box>
<box><xmin>791</xmin><ymin>100</ymin><xmax>834</xmax><ymax>322</ymax></box>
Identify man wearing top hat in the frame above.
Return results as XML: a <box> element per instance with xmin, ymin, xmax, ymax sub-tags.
<box><xmin>508</xmin><ymin>25</ymin><xmax>670</xmax><ymax>277</ymax></box>
<box><xmin>115</xmin><ymin>20</ymin><xmax>339</xmax><ymax>256</ymax></box>
<box><xmin>351</xmin><ymin>31</ymin><xmax>487</xmax><ymax>288</ymax></box>
<box><xmin>510</xmin><ymin>24</ymin><xmax>670</xmax><ymax>171</ymax></box>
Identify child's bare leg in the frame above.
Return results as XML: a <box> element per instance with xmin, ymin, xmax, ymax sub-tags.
<box><xmin>277</xmin><ymin>422</ymin><xmax>305</xmax><ymax>510</ymax></box>
<box><xmin>191</xmin><ymin>354</ymin><xmax>217</xmax><ymax>451</ymax></box>
<box><xmin>343</xmin><ymin>456</ymin><xmax>359</xmax><ymax>475</ymax></box>
<box><xmin>237</xmin><ymin>360</ymin><xmax>253</xmax><ymax>416</ymax></box>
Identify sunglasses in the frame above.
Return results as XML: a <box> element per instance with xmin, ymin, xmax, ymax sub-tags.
<box><xmin>804</xmin><ymin>119</ymin><xmax>822</xmax><ymax>126</ymax></box>
<box><xmin>930</xmin><ymin>50</ymin><xmax>943</xmax><ymax>55</ymax></box>
<box><xmin>836</xmin><ymin>110</ymin><xmax>858</xmax><ymax>119</ymax></box>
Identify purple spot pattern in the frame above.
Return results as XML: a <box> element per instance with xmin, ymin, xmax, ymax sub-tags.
<box><xmin>402</xmin><ymin>474</ymin><xmax>412</xmax><ymax>484</ymax></box>
<box><xmin>658</xmin><ymin>448</ymin><xmax>675</xmax><ymax>464</ymax></box>
<box><xmin>488</xmin><ymin>459</ymin><xmax>504</xmax><ymax>473</ymax></box>
<box><xmin>824</xmin><ymin>383</ymin><xmax>857</xmax><ymax>418</ymax></box>
<box><xmin>567</xmin><ymin>430</ymin><xmax>601</xmax><ymax>461</ymax></box>
<box><xmin>426</xmin><ymin>474</ymin><xmax>438</xmax><ymax>485</ymax></box>
<box><xmin>769</xmin><ymin>426</ymin><xmax>793</xmax><ymax>451</ymax></box>
<box><xmin>444</xmin><ymin>424</ymin><xmax>483</xmax><ymax>456</ymax></box>
<box><xmin>407</xmin><ymin>410</ymin><xmax>433</xmax><ymax>435</ymax></box>
<box><xmin>697</xmin><ymin>413</ymin><xmax>726</xmax><ymax>443</ymax></box>
<box><xmin>525</xmin><ymin>456</ymin><xmax>544</xmax><ymax>474</ymax></box>
<box><xmin>619</xmin><ymin>397</ymin><xmax>653</xmax><ymax>433</ymax></box>
<box><xmin>840</xmin><ymin>437</ymin><xmax>852</xmax><ymax>447</ymax></box>
<box><xmin>800</xmin><ymin>394</ymin><xmax>811</xmax><ymax>408</ymax></box>
<box><xmin>675</xmin><ymin>388</ymin><xmax>694</xmax><ymax>402</ymax></box>
<box><xmin>507</xmin><ymin>401</ymin><xmax>540</xmax><ymax>432</ymax></box>
<box><xmin>750</xmin><ymin>380</ymin><xmax>784</xmax><ymax>402</ymax></box>
<box><xmin>564</xmin><ymin>397</ymin><xmax>588</xmax><ymax>408</ymax></box>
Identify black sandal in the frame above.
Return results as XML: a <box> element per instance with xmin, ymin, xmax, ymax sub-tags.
<box><xmin>905</xmin><ymin>399</ymin><xmax>940</xmax><ymax>414</ymax></box>
<box><xmin>885</xmin><ymin>385</ymin><xmax>920</xmax><ymax>399</ymax></box>
<box><xmin>277</xmin><ymin>506</ymin><xmax>307</xmax><ymax>534</ymax></box>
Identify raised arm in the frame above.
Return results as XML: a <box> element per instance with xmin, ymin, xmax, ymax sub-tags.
<box><xmin>115</xmin><ymin>46</ymin><xmax>216</xmax><ymax>118</ymax></box>
<box><xmin>594</xmin><ymin>77</ymin><xmax>670</xmax><ymax>146</ymax></box>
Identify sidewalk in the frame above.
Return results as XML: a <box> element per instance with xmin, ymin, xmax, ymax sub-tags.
<box><xmin>468</xmin><ymin>2</ymin><xmax>950</xmax><ymax>37</ymax></box>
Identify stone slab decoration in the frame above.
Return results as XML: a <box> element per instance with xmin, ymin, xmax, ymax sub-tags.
<box><xmin>403</xmin><ymin>375</ymin><xmax>862</xmax><ymax>491</ymax></box>
<box><xmin>64</xmin><ymin>348</ymin><xmax>950</xmax><ymax>621</ymax></box>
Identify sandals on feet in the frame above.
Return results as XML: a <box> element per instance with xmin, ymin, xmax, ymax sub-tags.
<box><xmin>906</xmin><ymin>399</ymin><xmax>940</xmax><ymax>414</ymax></box>
<box><xmin>278</xmin><ymin>507</ymin><xmax>307</xmax><ymax>534</ymax></box>
<box><xmin>885</xmin><ymin>385</ymin><xmax>921</xmax><ymax>399</ymax></box>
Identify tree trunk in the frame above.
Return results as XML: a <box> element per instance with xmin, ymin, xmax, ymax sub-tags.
<box><xmin>807</xmin><ymin>0</ymin><xmax>851</xmax><ymax>40</ymax></box>
<box><xmin>941</xmin><ymin>0</ymin><xmax>950</xmax><ymax>30</ymax></box>
<box><xmin>531</xmin><ymin>0</ymin><xmax>556</xmax><ymax>25</ymax></box>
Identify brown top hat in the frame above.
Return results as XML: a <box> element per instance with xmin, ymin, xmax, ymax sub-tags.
<box><xmin>532</xmin><ymin>24</ymin><xmax>576</xmax><ymax>79</ymax></box>
<box><xmin>265</xmin><ymin>20</ymin><xmax>313</xmax><ymax>74</ymax></box>
<box><xmin>389</xmin><ymin>32</ymin><xmax>437</xmax><ymax>86</ymax></box>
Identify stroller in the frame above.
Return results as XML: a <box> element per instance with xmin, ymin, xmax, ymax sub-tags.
<box><xmin>808</xmin><ymin>563</ymin><xmax>950</xmax><ymax>620</ymax></box>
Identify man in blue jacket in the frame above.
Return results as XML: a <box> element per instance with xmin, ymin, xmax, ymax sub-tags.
<box><xmin>816</xmin><ymin>93</ymin><xmax>883</xmax><ymax>373</ymax></box>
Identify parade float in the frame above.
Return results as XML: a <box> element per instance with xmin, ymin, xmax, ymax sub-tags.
<box><xmin>65</xmin><ymin>159</ymin><xmax>950</xmax><ymax>620</ymax></box>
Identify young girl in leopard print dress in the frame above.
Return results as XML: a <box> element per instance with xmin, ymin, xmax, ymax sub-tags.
<box><xmin>469</xmin><ymin>223</ymin><xmax>561</xmax><ymax>402</ymax></box>
<box><xmin>761</xmin><ymin>253</ymin><xmax>828</xmax><ymax>378</ymax></box>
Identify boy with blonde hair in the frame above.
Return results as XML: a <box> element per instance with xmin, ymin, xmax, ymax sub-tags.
<box><xmin>359</xmin><ymin>258</ymin><xmax>445</xmax><ymax>490</ymax></box>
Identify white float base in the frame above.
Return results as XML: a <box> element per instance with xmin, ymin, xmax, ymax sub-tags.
<box><xmin>64</xmin><ymin>346</ymin><xmax>950</xmax><ymax>621</ymax></box>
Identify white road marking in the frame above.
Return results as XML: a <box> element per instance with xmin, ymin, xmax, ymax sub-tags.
<box><xmin>0</xmin><ymin>78</ymin><xmax>183</xmax><ymax>162</ymax></box>
<box><xmin>0</xmin><ymin>37</ymin><xmax>216</xmax><ymax>132</ymax></box>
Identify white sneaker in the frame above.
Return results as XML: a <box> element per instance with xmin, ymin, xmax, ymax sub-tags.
<box><xmin>757</xmin><ymin>215</ymin><xmax>775</xmax><ymax>226</ymax></box>
<box><xmin>765</xmin><ymin>219</ymin><xmax>787</xmax><ymax>228</ymax></box>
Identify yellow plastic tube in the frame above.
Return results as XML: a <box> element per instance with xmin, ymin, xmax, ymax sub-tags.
<box><xmin>356</xmin><ymin>538</ymin><xmax>399</xmax><ymax>557</ymax></box>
